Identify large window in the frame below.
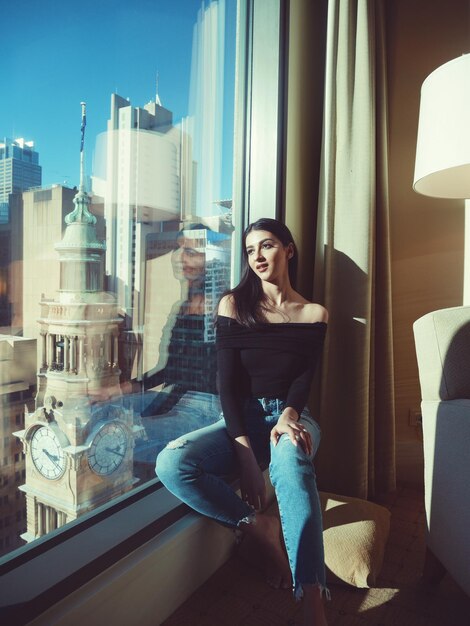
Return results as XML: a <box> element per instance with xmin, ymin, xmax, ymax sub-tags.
<box><xmin>0</xmin><ymin>0</ymin><xmax>287</xmax><ymax>620</ymax></box>
<box><xmin>0</xmin><ymin>0</ymin><xmax>237</xmax><ymax>558</ymax></box>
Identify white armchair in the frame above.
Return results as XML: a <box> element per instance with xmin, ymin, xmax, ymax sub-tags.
<box><xmin>413</xmin><ymin>306</ymin><xmax>470</xmax><ymax>596</ymax></box>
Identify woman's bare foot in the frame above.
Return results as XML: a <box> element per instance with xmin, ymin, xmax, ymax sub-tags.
<box><xmin>239</xmin><ymin>511</ymin><xmax>291</xmax><ymax>589</ymax></box>
<box><xmin>302</xmin><ymin>584</ymin><xmax>328</xmax><ymax>626</ymax></box>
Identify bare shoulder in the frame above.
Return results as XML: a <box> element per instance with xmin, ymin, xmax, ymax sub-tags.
<box><xmin>218</xmin><ymin>294</ymin><xmax>237</xmax><ymax>319</ymax></box>
<box><xmin>302</xmin><ymin>302</ymin><xmax>328</xmax><ymax>324</ymax></box>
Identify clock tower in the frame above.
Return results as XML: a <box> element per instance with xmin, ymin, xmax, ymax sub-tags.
<box><xmin>15</xmin><ymin>104</ymin><xmax>139</xmax><ymax>542</ymax></box>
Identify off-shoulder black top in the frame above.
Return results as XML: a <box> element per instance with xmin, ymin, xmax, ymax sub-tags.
<box><xmin>215</xmin><ymin>314</ymin><xmax>327</xmax><ymax>438</ymax></box>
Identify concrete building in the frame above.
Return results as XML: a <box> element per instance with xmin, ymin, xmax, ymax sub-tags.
<box><xmin>21</xmin><ymin>186</ymin><xmax>77</xmax><ymax>341</ymax></box>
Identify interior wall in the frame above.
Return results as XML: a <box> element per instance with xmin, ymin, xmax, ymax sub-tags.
<box><xmin>385</xmin><ymin>0</ymin><xmax>468</xmax><ymax>452</ymax></box>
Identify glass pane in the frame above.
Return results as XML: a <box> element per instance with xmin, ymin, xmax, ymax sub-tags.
<box><xmin>0</xmin><ymin>0</ymin><xmax>237</xmax><ymax>558</ymax></box>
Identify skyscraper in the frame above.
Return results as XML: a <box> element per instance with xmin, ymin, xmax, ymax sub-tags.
<box><xmin>0</xmin><ymin>138</ymin><xmax>42</xmax><ymax>223</ymax></box>
<box><xmin>0</xmin><ymin>138</ymin><xmax>42</xmax><ymax>327</ymax></box>
<box><xmin>187</xmin><ymin>0</ymin><xmax>228</xmax><ymax>216</ymax></box>
<box><xmin>92</xmin><ymin>93</ymin><xmax>185</xmax><ymax>327</ymax></box>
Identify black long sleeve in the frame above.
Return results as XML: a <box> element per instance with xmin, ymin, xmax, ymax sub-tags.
<box><xmin>215</xmin><ymin>315</ymin><xmax>326</xmax><ymax>438</ymax></box>
<box><xmin>216</xmin><ymin>344</ymin><xmax>248</xmax><ymax>438</ymax></box>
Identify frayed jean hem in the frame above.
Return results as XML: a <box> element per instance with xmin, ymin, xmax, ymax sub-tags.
<box><xmin>236</xmin><ymin>510</ymin><xmax>256</xmax><ymax>528</ymax></box>
<box><xmin>294</xmin><ymin>580</ymin><xmax>331</xmax><ymax>602</ymax></box>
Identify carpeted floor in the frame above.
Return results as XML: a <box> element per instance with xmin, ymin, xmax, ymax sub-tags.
<box><xmin>162</xmin><ymin>484</ymin><xmax>470</xmax><ymax>625</ymax></box>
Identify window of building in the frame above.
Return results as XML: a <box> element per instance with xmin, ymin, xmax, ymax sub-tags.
<box><xmin>1</xmin><ymin>0</ymin><xmax>238</xmax><ymax>559</ymax></box>
<box><xmin>0</xmin><ymin>0</ymin><xmax>286</xmax><ymax>619</ymax></box>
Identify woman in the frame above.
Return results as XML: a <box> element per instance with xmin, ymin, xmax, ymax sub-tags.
<box><xmin>156</xmin><ymin>218</ymin><xmax>329</xmax><ymax>625</ymax></box>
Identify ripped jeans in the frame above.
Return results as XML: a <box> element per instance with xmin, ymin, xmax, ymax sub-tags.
<box><xmin>155</xmin><ymin>397</ymin><xmax>327</xmax><ymax>600</ymax></box>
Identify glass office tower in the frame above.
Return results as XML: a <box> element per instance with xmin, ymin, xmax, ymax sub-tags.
<box><xmin>0</xmin><ymin>138</ymin><xmax>42</xmax><ymax>223</ymax></box>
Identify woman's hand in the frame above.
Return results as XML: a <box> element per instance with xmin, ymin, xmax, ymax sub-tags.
<box><xmin>270</xmin><ymin>408</ymin><xmax>313</xmax><ymax>456</ymax></box>
<box><xmin>234</xmin><ymin>437</ymin><xmax>266</xmax><ymax>511</ymax></box>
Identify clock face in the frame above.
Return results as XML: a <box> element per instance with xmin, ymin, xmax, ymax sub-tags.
<box><xmin>88</xmin><ymin>422</ymin><xmax>128</xmax><ymax>476</ymax></box>
<box><xmin>30</xmin><ymin>427</ymin><xmax>67</xmax><ymax>480</ymax></box>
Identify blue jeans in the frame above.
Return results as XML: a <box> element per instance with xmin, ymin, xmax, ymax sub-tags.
<box><xmin>156</xmin><ymin>397</ymin><xmax>327</xmax><ymax>599</ymax></box>
<box><xmin>124</xmin><ymin>390</ymin><xmax>222</xmax><ymax>469</ymax></box>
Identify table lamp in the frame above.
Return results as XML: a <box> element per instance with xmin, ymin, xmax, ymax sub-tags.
<box><xmin>413</xmin><ymin>53</ymin><xmax>470</xmax><ymax>199</ymax></box>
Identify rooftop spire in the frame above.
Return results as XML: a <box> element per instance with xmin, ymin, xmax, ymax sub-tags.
<box><xmin>79</xmin><ymin>101</ymin><xmax>86</xmax><ymax>191</ymax></box>
<box><xmin>65</xmin><ymin>102</ymin><xmax>96</xmax><ymax>225</ymax></box>
<box><xmin>56</xmin><ymin>103</ymin><xmax>105</xmax><ymax>298</ymax></box>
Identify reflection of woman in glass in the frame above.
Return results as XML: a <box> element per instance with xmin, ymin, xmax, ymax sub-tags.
<box><xmin>157</xmin><ymin>218</ymin><xmax>329</xmax><ymax>625</ymax></box>
<box><xmin>170</xmin><ymin>228</ymin><xmax>206</xmax><ymax>312</ymax></box>
<box><xmin>142</xmin><ymin>225</ymin><xmax>219</xmax><ymax>398</ymax></box>
<box><xmin>172</xmin><ymin>230</ymin><xmax>205</xmax><ymax>279</ymax></box>
<box><xmin>134</xmin><ymin>225</ymin><xmax>224</xmax><ymax>464</ymax></box>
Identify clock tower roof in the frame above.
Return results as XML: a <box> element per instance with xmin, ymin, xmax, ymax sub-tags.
<box><xmin>54</xmin><ymin>103</ymin><xmax>107</xmax><ymax>297</ymax></box>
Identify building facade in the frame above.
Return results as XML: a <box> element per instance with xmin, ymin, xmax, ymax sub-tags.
<box><xmin>0</xmin><ymin>336</ymin><xmax>36</xmax><ymax>556</ymax></box>
<box><xmin>0</xmin><ymin>138</ymin><xmax>42</xmax><ymax>224</ymax></box>
<box><xmin>21</xmin><ymin>185</ymin><xmax>80</xmax><ymax>341</ymax></box>
<box><xmin>14</xmin><ymin>182</ymin><xmax>138</xmax><ymax>542</ymax></box>
<box><xmin>0</xmin><ymin>138</ymin><xmax>42</xmax><ymax>328</ymax></box>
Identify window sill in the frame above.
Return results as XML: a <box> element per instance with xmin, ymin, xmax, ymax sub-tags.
<box><xmin>0</xmin><ymin>471</ymin><xmax>274</xmax><ymax>625</ymax></box>
<box><xmin>0</xmin><ymin>480</ymin><xmax>187</xmax><ymax>624</ymax></box>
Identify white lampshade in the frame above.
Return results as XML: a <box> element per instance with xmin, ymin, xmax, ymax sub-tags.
<box><xmin>413</xmin><ymin>54</ymin><xmax>470</xmax><ymax>199</ymax></box>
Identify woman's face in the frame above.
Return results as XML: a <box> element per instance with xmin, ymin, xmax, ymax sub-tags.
<box><xmin>171</xmin><ymin>234</ymin><xmax>206</xmax><ymax>282</ymax></box>
<box><xmin>245</xmin><ymin>229</ymin><xmax>292</xmax><ymax>283</ymax></box>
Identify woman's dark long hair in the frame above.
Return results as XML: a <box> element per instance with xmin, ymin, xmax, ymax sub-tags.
<box><xmin>219</xmin><ymin>218</ymin><xmax>298</xmax><ymax>327</ymax></box>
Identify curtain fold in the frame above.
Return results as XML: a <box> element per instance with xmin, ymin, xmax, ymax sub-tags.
<box><xmin>312</xmin><ymin>0</ymin><xmax>395</xmax><ymax>498</ymax></box>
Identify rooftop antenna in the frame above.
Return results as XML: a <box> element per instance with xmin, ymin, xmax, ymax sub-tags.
<box><xmin>65</xmin><ymin>101</ymin><xmax>95</xmax><ymax>225</ymax></box>
<box><xmin>79</xmin><ymin>101</ymin><xmax>86</xmax><ymax>192</ymax></box>
<box><xmin>155</xmin><ymin>72</ymin><xmax>162</xmax><ymax>106</ymax></box>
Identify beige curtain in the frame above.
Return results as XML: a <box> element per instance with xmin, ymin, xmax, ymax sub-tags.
<box><xmin>310</xmin><ymin>0</ymin><xmax>395</xmax><ymax>499</ymax></box>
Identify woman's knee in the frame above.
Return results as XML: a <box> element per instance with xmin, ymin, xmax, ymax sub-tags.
<box><xmin>270</xmin><ymin>434</ymin><xmax>315</xmax><ymax>476</ymax></box>
<box><xmin>273</xmin><ymin>433</ymin><xmax>309</xmax><ymax>458</ymax></box>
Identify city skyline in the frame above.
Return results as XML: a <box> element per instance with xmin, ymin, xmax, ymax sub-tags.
<box><xmin>0</xmin><ymin>0</ymin><xmax>235</xmax><ymax>194</ymax></box>
<box><xmin>0</xmin><ymin>0</ymin><xmax>237</xmax><ymax>558</ymax></box>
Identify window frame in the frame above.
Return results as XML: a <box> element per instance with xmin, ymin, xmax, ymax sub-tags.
<box><xmin>0</xmin><ymin>0</ymin><xmax>288</xmax><ymax>620</ymax></box>
<box><xmin>231</xmin><ymin>0</ymin><xmax>287</xmax><ymax>283</ymax></box>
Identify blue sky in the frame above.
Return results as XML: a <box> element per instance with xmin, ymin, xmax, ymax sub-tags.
<box><xmin>0</xmin><ymin>0</ymin><xmax>235</xmax><ymax>192</ymax></box>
